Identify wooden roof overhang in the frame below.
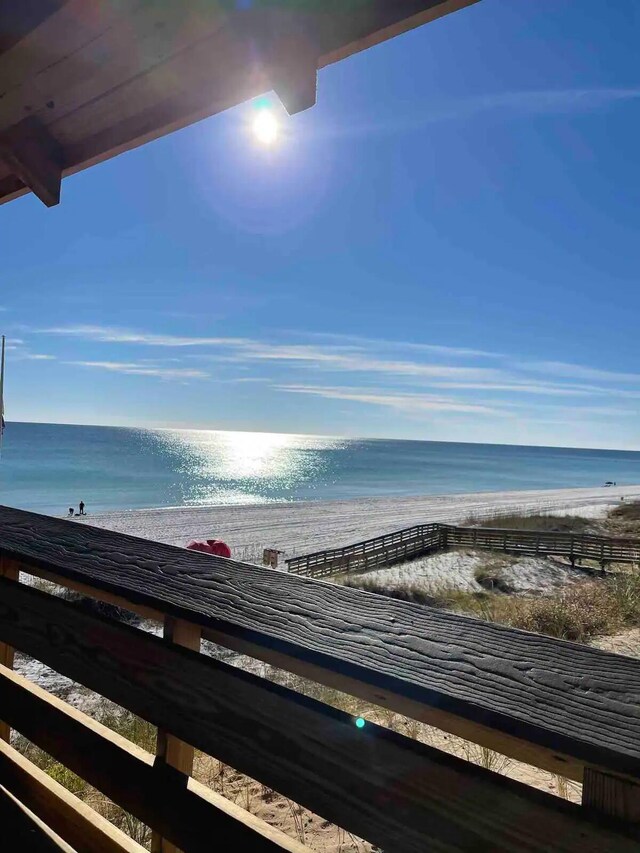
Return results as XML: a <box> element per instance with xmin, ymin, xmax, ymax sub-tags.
<box><xmin>0</xmin><ymin>0</ymin><xmax>477</xmax><ymax>207</ymax></box>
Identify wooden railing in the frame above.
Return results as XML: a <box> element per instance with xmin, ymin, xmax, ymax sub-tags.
<box><xmin>444</xmin><ymin>524</ymin><xmax>640</xmax><ymax>563</ymax></box>
<box><xmin>286</xmin><ymin>522</ymin><xmax>445</xmax><ymax>576</ymax></box>
<box><xmin>1</xmin><ymin>506</ymin><xmax>640</xmax><ymax>851</ymax></box>
<box><xmin>286</xmin><ymin>522</ymin><xmax>640</xmax><ymax>577</ymax></box>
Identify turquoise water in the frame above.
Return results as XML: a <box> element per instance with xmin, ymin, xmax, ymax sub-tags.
<box><xmin>1</xmin><ymin>422</ymin><xmax>639</xmax><ymax>515</ymax></box>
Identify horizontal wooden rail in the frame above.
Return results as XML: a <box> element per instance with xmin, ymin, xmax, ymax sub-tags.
<box><xmin>444</xmin><ymin>525</ymin><xmax>640</xmax><ymax>563</ymax></box>
<box><xmin>1</xmin><ymin>579</ymin><xmax>639</xmax><ymax>852</ymax></box>
<box><xmin>0</xmin><ymin>665</ymin><xmax>307</xmax><ymax>853</ymax></box>
<box><xmin>286</xmin><ymin>522</ymin><xmax>640</xmax><ymax>577</ymax></box>
<box><xmin>11</xmin><ymin>558</ymin><xmax>593</xmax><ymax>781</ymax></box>
<box><xmin>2</xmin><ymin>506</ymin><xmax>640</xmax><ymax>849</ymax></box>
<box><xmin>0</xmin><ymin>740</ymin><xmax>145</xmax><ymax>853</ymax></box>
<box><xmin>0</xmin><ymin>784</ymin><xmax>74</xmax><ymax>853</ymax></box>
<box><xmin>2</xmin><ymin>507</ymin><xmax>640</xmax><ymax>785</ymax></box>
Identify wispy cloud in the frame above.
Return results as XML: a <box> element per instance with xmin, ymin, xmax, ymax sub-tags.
<box><xmin>31</xmin><ymin>323</ymin><xmax>640</xmax><ymax>415</ymax></box>
<box><xmin>36</xmin><ymin>324</ymin><xmax>502</xmax><ymax>361</ymax></box>
<box><xmin>519</xmin><ymin>360</ymin><xmax>640</xmax><ymax>385</ymax></box>
<box><xmin>5</xmin><ymin>339</ymin><xmax>55</xmax><ymax>360</ymax></box>
<box><xmin>217</xmin><ymin>341</ymin><xmax>505</xmax><ymax>381</ymax></box>
<box><xmin>39</xmin><ymin>325</ymin><xmax>250</xmax><ymax>348</ymax></box>
<box><xmin>334</xmin><ymin>87</ymin><xmax>640</xmax><ymax>140</ymax></box>
<box><xmin>19</xmin><ymin>353</ymin><xmax>56</xmax><ymax>361</ymax></box>
<box><xmin>276</xmin><ymin>385</ymin><xmax>504</xmax><ymax>416</ymax></box>
<box><xmin>428</xmin><ymin>380</ymin><xmax>640</xmax><ymax>399</ymax></box>
<box><xmin>440</xmin><ymin>87</ymin><xmax>640</xmax><ymax>121</ymax></box>
<box><xmin>68</xmin><ymin>361</ymin><xmax>209</xmax><ymax>380</ymax></box>
<box><xmin>36</xmin><ymin>325</ymin><xmax>505</xmax><ymax>381</ymax></box>
<box><xmin>299</xmin><ymin>331</ymin><xmax>502</xmax><ymax>359</ymax></box>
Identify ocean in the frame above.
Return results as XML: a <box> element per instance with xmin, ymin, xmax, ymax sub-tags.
<box><xmin>1</xmin><ymin>422</ymin><xmax>639</xmax><ymax>516</ymax></box>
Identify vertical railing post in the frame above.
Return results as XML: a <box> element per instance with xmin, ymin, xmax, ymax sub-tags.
<box><xmin>583</xmin><ymin>767</ymin><xmax>640</xmax><ymax>824</ymax></box>
<box><xmin>0</xmin><ymin>554</ymin><xmax>20</xmax><ymax>742</ymax></box>
<box><xmin>151</xmin><ymin>616</ymin><xmax>201</xmax><ymax>853</ymax></box>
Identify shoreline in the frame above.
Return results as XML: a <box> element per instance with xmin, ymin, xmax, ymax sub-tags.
<box><xmin>75</xmin><ymin>483</ymin><xmax>640</xmax><ymax>560</ymax></box>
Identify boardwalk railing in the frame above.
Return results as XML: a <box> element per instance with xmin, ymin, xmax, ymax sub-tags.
<box><xmin>286</xmin><ymin>522</ymin><xmax>640</xmax><ymax>577</ymax></box>
<box><xmin>1</xmin><ymin>506</ymin><xmax>640</xmax><ymax>851</ymax></box>
<box><xmin>286</xmin><ymin>523</ymin><xmax>445</xmax><ymax>578</ymax></box>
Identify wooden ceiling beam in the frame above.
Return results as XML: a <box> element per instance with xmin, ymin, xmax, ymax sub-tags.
<box><xmin>0</xmin><ymin>117</ymin><xmax>62</xmax><ymax>207</ymax></box>
<box><xmin>265</xmin><ymin>32</ymin><xmax>318</xmax><ymax>115</ymax></box>
<box><xmin>234</xmin><ymin>10</ymin><xmax>319</xmax><ymax>116</ymax></box>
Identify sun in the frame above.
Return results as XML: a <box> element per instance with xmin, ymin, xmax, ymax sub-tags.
<box><xmin>252</xmin><ymin>108</ymin><xmax>278</xmax><ymax>145</ymax></box>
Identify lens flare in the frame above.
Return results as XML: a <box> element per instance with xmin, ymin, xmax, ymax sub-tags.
<box><xmin>252</xmin><ymin>109</ymin><xmax>278</xmax><ymax>145</ymax></box>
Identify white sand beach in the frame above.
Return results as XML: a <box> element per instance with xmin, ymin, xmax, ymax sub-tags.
<box><xmin>76</xmin><ymin>484</ymin><xmax>640</xmax><ymax>562</ymax></box>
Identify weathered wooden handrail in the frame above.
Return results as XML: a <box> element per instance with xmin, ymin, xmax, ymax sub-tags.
<box><xmin>1</xmin><ymin>506</ymin><xmax>640</xmax><ymax>850</ymax></box>
<box><xmin>286</xmin><ymin>521</ymin><xmax>640</xmax><ymax>577</ymax></box>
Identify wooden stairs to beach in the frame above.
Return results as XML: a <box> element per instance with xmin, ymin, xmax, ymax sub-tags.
<box><xmin>1</xmin><ymin>505</ymin><xmax>640</xmax><ymax>851</ymax></box>
<box><xmin>286</xmin><ymin>522</ymin><xmax>640</xmax><ymax>578</ymax></box>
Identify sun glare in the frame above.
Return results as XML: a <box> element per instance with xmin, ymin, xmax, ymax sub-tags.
<box><xmin>252</xmin><ymin>109</ymin><xmax>278</xmax><ymax>145</ymax></box>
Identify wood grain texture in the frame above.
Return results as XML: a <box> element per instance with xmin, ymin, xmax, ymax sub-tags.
<box><xmin>0</xmin><ymin>665</ymin><xmax>309</xmax><ymax>853</ymax></box>
<box><xmin>0</xmin><ymin>739</ymin><xmax>144</xmax><ymax>853</ymax></box>
<box><xmin>18</xmin><ymin>562</ymin><xmax>587</xmax><ymax>781</ymax></box>
<box><xmin>0</xmin><ymin>579</ymin><xmax>639</xmax><ymax>853</ymax></box>
<box><xmin>2</xmin><ymin>506</ymin><xmax>640</xmax><ymax>784</ymax></box>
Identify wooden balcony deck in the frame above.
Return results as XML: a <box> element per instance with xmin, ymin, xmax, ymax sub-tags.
<box><xmin>1</xmin><ymin>505</ymin><xmax>640</xmax><ymax>850</ymax></box>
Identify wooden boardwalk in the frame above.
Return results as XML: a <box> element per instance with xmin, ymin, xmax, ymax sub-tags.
<box><xmin>1</xmin><ymin>505</ymin><xmax>640</xmax><ymax>850</ymax></box>
<box><xmin>286</xmin><ymin>522</ymin><xmax>640</xmax><ymax>577</ymax></box>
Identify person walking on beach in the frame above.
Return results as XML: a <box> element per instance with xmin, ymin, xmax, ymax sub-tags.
<box><xmin>79</xmin><ymin>501</ymin><xmax>85</xmax><ymax>516</ymax></box>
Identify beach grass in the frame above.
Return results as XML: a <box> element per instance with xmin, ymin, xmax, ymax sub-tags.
<box><xmin>463</xmin><ymin>511</ymin><xmax>596</xmax><ymax>534</ymax></box>
<box><xmin>345</xmin><ymin>562</ymin><xmax>640</xmax><ymax>644</ymax></box>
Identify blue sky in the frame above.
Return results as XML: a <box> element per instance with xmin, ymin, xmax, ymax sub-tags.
<box><xmin>2</xmin><ymin>0</ymin><xmax>640</xmax><ymax>449</ymax></box>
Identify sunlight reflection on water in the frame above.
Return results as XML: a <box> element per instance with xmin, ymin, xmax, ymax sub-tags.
<box><xmin>153</xmin><ymin>429</ymin><xmax>347</xmax><ymax>506</ymax></box>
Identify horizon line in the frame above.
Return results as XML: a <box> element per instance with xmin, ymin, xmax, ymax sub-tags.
<box><xmin>4</xmin><ymin>418</ymin><xmax>639</xmax><ymax>455</ymax></box>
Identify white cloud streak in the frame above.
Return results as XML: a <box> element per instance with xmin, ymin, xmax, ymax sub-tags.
<box><xmin>519</xmin><ymin>361</ymin><xmax>640</xmax><ymax>385</ymax></box>
<box><xmin>34</xmin><ymin>325</ymin><xmax>505</xmax><ymax>381</ymax></box>
<box><xmin>40</xmin><ymin>325</ymin><xmax>250</xmax><ymax>348</ymax></box>
<box><xmin>276</xmin><ymin>385</ymin><xmax>504</xmax><ymax>416</ymax></box>
<box><xmin>69</xmin><ymin>361</ymin><xmax>209</xmax><ymax>380</ymax></box>
<box><xmin>299</xmin><ymin>331</ymin><xmax>502</xmax><ymax>359</ymax></box>
<box><xmin>440</xmin><ymin>87</ymin><xmax>640</xmax><ymax>121</ymax></box>
<box><xmin>31</xmin><ymin>324</ymin><xmax>640</xmax><ymax>415</ymax></box>
<box><xmin>217</xmin><ymin>342</ymin><xmax>505</xmax><ymax>381</ymax></box>
<box><xmin>21</xmin><ymin>353</ymin><xmax>56</xmax><ymax>361</ymax></box>
<box><xmin>332</xmin><ymin>87</ymin><xmax>640</xmax><ymax>140</ymax></box>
